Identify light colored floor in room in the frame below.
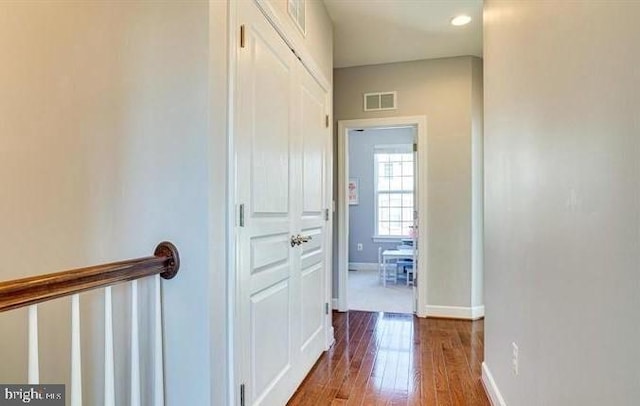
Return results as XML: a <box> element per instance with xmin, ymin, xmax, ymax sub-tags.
<box><xmin>348</xmin><ymin>268</ymin><xmax>413</xmax><ymax>314</ymax></box>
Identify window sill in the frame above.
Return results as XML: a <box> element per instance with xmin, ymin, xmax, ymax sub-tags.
<box><xmin>372</xmin><ymin>236</ymin><xmax>407</xmax><ymax>243</ymax></box>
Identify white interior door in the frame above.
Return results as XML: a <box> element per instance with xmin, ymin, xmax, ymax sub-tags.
<box><xmin>236</xmin><ymin>1</ymin><xmax>329</xmax><ymax>405</ymax></box>
<box><xmin>237</xmin><ymin>2</ymin><xmax>297</xmax><ymax>405</ymax></box>
<box><xmin>297</xmin><ymin>66</ymin><xmax>328</xmax><ymax>373</ymax></box>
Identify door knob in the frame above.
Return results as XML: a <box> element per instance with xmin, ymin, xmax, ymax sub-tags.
<box><xmin>290</xmin><ymin>234</ymin><xmax>312</xmax><ymax>247</ymax></box>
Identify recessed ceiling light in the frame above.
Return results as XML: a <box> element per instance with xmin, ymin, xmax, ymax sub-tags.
<box><xmin>451</xmin><ymin>15</ymin><xmax>472</xmax><ymax>26</ymax></box>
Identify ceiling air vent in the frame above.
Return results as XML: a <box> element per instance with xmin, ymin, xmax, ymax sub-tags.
<box><xmin>363</xmin><ymin>91</ymin><xmax>397</xmax><ymax>112</ymax></box>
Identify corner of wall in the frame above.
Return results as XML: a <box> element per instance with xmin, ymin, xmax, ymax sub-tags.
<box><xmin>482</xmin><ymin>362</ymin><xmax>507</xmax><ymax>406</ymax></box>
<box><xmin>470</xmin><ymin>50</ymin><xmax>484</xmax><ymax>309</ymax></box>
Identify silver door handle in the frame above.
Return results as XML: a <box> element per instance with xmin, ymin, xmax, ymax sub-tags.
<box><xmin>290</xmin><ymin>234</ymin><xmax>312</xmax><ymax>247</ymax></box>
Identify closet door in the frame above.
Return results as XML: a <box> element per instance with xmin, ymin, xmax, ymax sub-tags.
<box><xmin>295</xmin><ymin>68</ymin><xmax>329</xmax><ymax>374</ymax></box>
<box><xmin>236</xmin><ymin>1</ymin><xmax>299</xmax><ymax>405</ymax></box>
<box><xmin>236</xmin><ymin>1</ymin><xmax>330</xmax><ymax>404</ymax></box>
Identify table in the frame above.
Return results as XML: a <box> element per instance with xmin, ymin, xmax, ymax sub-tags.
<box><xmin>381</xmin><ymin>249</ymin><xmax>416</xmax><ymax>286</ymax></box>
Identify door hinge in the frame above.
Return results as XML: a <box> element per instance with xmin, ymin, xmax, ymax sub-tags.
<box><xmin>325</xmin><ymin>115</ymin><xmax>329</xmax><ymax>128</ymax></box>
<box><xmin>324</xmin><ymin>208</ymin><xmax>330</xmax><ymax>221</ymax></box>
<box><xmin>325</xmin><ymin>302</ymin><xmax>330</xmax><ymax>315</ymax></box>
<box><xmin>413</xmin><ymin>143</ymin><xmax>418</xmax><ymax>152</ymax></box>
<box><xmin>240</xmin><ymin>25</ymin><xmax>246</xmax><ymax>48</ymax></box>
<box><xmin>240</xmin><ymin>383</ymin><xmax>245</xmax><ymax>406</ymax></box>
<box><xmin>239</xmin><ymin>204</ymin><xmax>245</xmax><ymax>227</ymax></box>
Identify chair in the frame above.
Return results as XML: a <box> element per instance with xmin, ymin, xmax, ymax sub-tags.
<box><xmin>407</xmin><ymin>263</ymin><xmax>415</xmax><ymax>286</ymax></box>
<box><xmin>396</xmin><ymin>243</ymin><xmax>415</xmax><ymax>286</ymax></box>
<box><xmin>378</xmin><ymin>247</ymin><xmax>397</xmax><ymax>285</ymax></box>
<box><xmin>395</xmin><ymin>259</ymin><xmax>413</xmax><ymax>286</ymax></box>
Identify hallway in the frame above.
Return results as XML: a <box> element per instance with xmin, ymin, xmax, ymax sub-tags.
<box><xmin>288</xmin><ymin>311</ymin><xmax>489</xmax><ymax>405</ymax></box>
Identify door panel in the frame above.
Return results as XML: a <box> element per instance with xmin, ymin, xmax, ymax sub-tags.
<box><xmin>250</xmin><ymin>27</ymin><xmax>291</xmax><ymax>215</ymax></box>
<box><xmin>300</xmin><ymin>264</ymin><xmax>323</xmax><ymax>351</ymax></box>
<box><xmin>301</xmin><ymin>84</ymin><xmax>325</xmax><ymax>215</ymax></box>
<box><xmin>251</xmin><ymin>233</ymin><xmax>290</xmax><ymax>274</ymax></box>
<box><xmin>299</xmin><ymin>224</ymin><xmax>323</xmax><ymax>354</ymax></box>
<box><xmin>299</xmin><ymin>227</ymin><xmax>323</xmax><ymax>270</ymax></box>
<box><xmin>250</xmin><ymin>281</ymin><xmax>291</xmax><ymax>403</ymax></box>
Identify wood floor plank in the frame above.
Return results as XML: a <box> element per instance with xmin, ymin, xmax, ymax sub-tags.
<box><xmin>336</xmin><ymin>312</ymin><xmax>379</xmax><ymax>400</ymax></box>
<box><xmin>346</xmin><ymin>314</ymin><xmax>387</xmax><ymax>406</ymax></box>
<box><xmin>320</xmin><ymin>312</ymin><xmax>372</xmax><ymax>401</ymax></box>
<box><xmin>432</xmin><ymin>340</ymin><xmax>453</xmax><ymax>406</ymax></box>
<box><xmin>287</xmin><ymin>311</ymin><xmax>489</xmax><ymax>406</ymax></box>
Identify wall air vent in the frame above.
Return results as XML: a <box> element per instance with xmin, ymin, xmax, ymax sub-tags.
<box><xmin>363</xmin><ymin>91</ymin><xmax>397</xmax><ymax>112</ymax></box>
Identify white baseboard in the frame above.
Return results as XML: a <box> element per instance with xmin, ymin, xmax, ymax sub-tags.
<box><xmin>425</xmin><ymin>305</ymin><xmax>485</xmax><ymax>320</ymax></box>
<box><xmin>470</xmin><ymin>305</ymin><xmax>485</xmax><ymax>319</ymax></box>
<box><xmin>331</xmin><ymin>298</ymin><xmax>339</xmax><ymax>310</ymax></box>
<box><xmin>348</xmin><ymin>262</ymin><xmax>378</xmax><ymax>271</ymax></box>
<box><xmin>482</xmin><ymin>362</ymin><xmax>506</xmax><ymax>406</ymax></box>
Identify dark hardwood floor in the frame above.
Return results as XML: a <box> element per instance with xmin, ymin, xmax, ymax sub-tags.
<box><xmin>288</xmin><ymin>311</ymin><xmax>490</xmax><ymax>406</ymax></box>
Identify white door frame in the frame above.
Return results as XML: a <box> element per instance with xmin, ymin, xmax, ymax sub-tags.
<box><xmin>337</xmin><ymin>116</ymin><xmax>428</xmax><ymax>318</ymax></box>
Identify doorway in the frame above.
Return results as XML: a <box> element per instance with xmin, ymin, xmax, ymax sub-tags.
<box><xmin>337</xmin><ymin>116</ymin><xmax>428</xmax><ymax>317</ymax></box>
<box><xmin>346</xmin><ymin>126</ymin><xmax>416</xmax><ymax>313</ymax></box>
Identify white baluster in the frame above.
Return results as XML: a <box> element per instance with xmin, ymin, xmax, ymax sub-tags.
<box><xmin>104</xmin><ymin>287</ymin><xmax>115</xmax><ymax>406</ymax></box>
<box><xmin>71</xmin><ymin>294</ymin><xmax>82</xmax><ymax>406</ymax></box>
<box><xmin>130</xmin><ymin>280</ymin><xmax>141</xmax><ymax>406</ymax></box>
<box><xmin>28</xmin><ymin>305</ymin><xmax>39</xmax><ymax>384</ymax></box>
<box><xmin>153</xmin><ymin>275</ymin><xmax>164</xmax><ymax>406</ymax></box>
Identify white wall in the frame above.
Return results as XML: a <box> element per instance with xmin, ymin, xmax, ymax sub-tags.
<box><xmin>209</xmin><ymin>1</ymin><xmax>230</xmax><ymax>405</ymax></box>
<box><xmin>334</xmin><ymin>56</ymin><xmax>484</xmax><ymax>315</ymax></box>
<box><xmin>0</xmin><ymin>1</ymin><xmax>225</xmax><ymax>405</ymax></box>
<box><xmin>484</xmin><ymin>1</ymin><xmax>640</xmax><ymax>404</ymax></box>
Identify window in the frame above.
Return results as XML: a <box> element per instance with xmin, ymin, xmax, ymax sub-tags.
<box><xmin>374</xmin><ymin>145</ymin><xmax>414</xmax><ymax>238</ymax></box>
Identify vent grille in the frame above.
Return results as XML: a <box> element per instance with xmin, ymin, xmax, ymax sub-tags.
<box><xmin>380</xmin><ymin>93</ymin><xmax>395</xmax><ymax>109</ymax></box>
<box><xmin>365</xmin><ymin>94</ymin><xmax>380</xmax><ymax>110</ymax></box>
<box><xmin>363</xmin><ymin>91</ymin><xmax>397</xmax><ymax>111</ymax></box>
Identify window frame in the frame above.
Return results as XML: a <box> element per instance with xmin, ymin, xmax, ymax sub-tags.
<box><xmin>372</xmin><ymin>144</ymin><xmax>415</xmax><ymax>240</ymax></box>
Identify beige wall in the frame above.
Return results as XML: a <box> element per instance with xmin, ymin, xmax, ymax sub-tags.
<box><xmin>471</xmin><ymin>57</ymin><xmax>484</xmax><ymax>308</ymax></box>
<box><xmin>333</xmin><ymin>56</ymin><xmax>483</xmax><ymax>311</ymax></box>
<box><xmin>0</xmin><ymin>1</ymin><xmax>225</xmax><ymax>405</ymax></box>
<box><xmin>484</xmin><ymin>1</ymin><xmax>640</xmax><ymax>404</ymax></box>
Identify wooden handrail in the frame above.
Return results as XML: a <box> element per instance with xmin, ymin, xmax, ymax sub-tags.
<box><xmin>0</xmin><ymin>241</ymin><xmax>179</xmax><ymax>313</ymax></box>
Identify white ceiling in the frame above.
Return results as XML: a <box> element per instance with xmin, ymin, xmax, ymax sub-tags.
<box><xmin>323</xmin><ymin>0</ymin><xmax>483</xmax><ymax>68</ymax></box>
